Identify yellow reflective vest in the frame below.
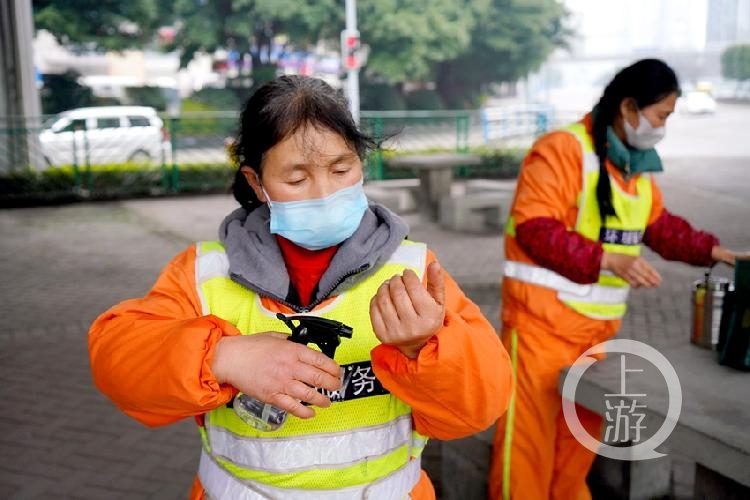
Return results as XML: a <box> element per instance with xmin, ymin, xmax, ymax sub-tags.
<box><xmin>194</xmin><ymin>240</ymin><xmax>429</xmax><ymax>499</ymax></box>
<box><xmin>504</xmin><ymin>122</ymin><xmax>652</xmax><ymax>320</ymax></box>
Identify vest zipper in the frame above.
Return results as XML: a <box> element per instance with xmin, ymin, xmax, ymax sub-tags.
<box><xmin>302</xmin><ymin>264</ymin><xmax>370</xmax><ymax>312</ymax></box>
<box><xmin>230</xmin><ymin>273</ymin><xmax>306</xmax><ymax>312</ymax></box>
<box><xmin>230</xmin><ymin>263</ymin><xmax>370</xmax><ymax>313</ymax></box>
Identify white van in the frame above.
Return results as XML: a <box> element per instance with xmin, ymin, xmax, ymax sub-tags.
<box><xmin>39</xmin><ymin>106</ymin><xmax>168</xmax><ymax>167</ymax></box>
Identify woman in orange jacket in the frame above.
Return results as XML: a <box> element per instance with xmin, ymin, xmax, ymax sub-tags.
<box><xmin>89</xmin><ymin>75</ymin><xmax>512</xmax><ymax>499</ymax></box>
<box><xmin>488</xmin><ymin>59</ymin><xmax>741</xmax><ymax>499</ymax></box>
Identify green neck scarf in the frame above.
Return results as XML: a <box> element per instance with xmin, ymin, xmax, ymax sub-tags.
<box><xmin>606</xmin><ymin>126</ymin><xmax>663</xmax><ymax>178</ymax></box>
<box><xmin>591</xmin><ymin>105</ymin><xmax>663</xmax><ymax>177</ymax></box>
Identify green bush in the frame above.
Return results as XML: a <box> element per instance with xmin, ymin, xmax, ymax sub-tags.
<box><xmin>93</xmin><ymin>96</ymin><xmax>122</xmax><ymax>107</ymax></box>
<box><xmin>0</xmin><ymin>148</ymin><xmax>524</xmax><ymax>207</ymax></box>
<box><xmin>187</xmin><ymin>88</ymin><xmax>242</xmax><ymax>111</ymax></box>
<box><xmin>721</xmin><ymin>44</ymin><xmax>750</xmax><ymax>81</ymax></box>
<box><xmin>360</xmin><ymin>82</ymin><xmax>406</xmax><ymax>110</ymax></box>
<box><xmin>173</xmin><ymin>163</ymin><xmax>235</xmax><ymax>192</ymax></box>
<box><xmin>171</xmin><ymin>113</ymin><xmax>238</xmax><ymax>138</ymax></box>
<box><xmin>40</xmin><ymin>71</ymin><xmax>94</xmax><ymax>115</ymax></box>
<box><xmin>377</xmin><ymin>146</ymin><xmax>525</xmax><ymax>180</ymax></box>
<box><xmin>404</xmin><ymin>89</ymin><xmax>444</xmax><ymax>110</ymax></box>
<box><xmin>249</xmin><ymin>64</ymin><xmax>280</xmax><ymax>93</ymax></box>
<box><xmin>125</xmin><ymin>86</ymin><xmax>168</xmax><ymax>111</ymax></box>
<box><xmin>0</xmin><ymin>162</ymin><xmax>236</xmax><ymax>207</ymax></box>
<box><xmin>463</xmin><ymin>146</ymin><xmax>526</xmax><ymax>179</ymax></box>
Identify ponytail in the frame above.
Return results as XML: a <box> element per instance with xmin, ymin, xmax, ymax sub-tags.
<box><xmin>231</xmin><ymin>168</ymin><xmax>263</xmax><ymax>212</ymax></box>
<box><xmin>591</xmin><ymin>58</ymin><xmax>680</xmax><ymax>222</ymax></box>
<box><xmin>592</xmin><ymin>97</ymin><xmax>617</xmax><ymax>221</ymax></box>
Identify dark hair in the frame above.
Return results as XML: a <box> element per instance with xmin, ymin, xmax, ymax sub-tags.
<box><xmin>231</xmin><ymin>75</ymin><xmax>376</xmax><ymax>211</ymax></box>
<box><xmin>592</xmin><ymin>58</ymin><xmax>679</xmax><ymax>220</ymax></box>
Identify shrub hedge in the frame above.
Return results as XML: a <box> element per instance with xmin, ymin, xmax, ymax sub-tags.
<box><xmin>0</xmin><ymin>163</ymin><xmax>235</xmax><ymax>208</ymax></box>
<box><xmin>1</xmin><ymin>148</ymin><xmax>525</xmax><ymax>208</ymax></box>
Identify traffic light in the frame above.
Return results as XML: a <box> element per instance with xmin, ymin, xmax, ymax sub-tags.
<box><xmin>341</xmin><ymin>29</ymin><xmax>360</xmax><ymax>71</ymax></box>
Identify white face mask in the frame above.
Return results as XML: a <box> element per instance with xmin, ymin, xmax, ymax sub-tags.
<box><xmin>623</xmin><ymin>111</ymin><xmax>666</xmax><ymax>150</ymax></box>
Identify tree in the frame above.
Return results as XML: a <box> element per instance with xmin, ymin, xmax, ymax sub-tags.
<box><xmin>148</xmin><ymin>0</ymin><xmax>569</xmax><ymax>108</ymax></box>
<box><xmin>434</xmin><ymin>0</ymin><xmax>571</xmax><ymax>108</ymax></box>
<box><xmin>33</xmin><ymin>0</ymin><xmax>159</xmax><ymax>50</ymax></box>
<box><xmin>721</xmin><ymin>44</ymin><xmax>750</xmax><ymax>82</ymax></box>
<box><xmin>40</xmin><ymin>71</ymin><xmax>94</xmax><ymax>114</ymax></box>
<box><xmin>357</xmin><ymin>0</ymin><xmax>477</xmax><ymax>84</ymax></box>
<box><xmin>164</xmin><ymin>0</ymin><xmax>477</xmax><ymax>84</ymax></box>
<box><xmin>168</xmin><ymin>0</ymin><xmax>340</xmax><ymax>68</ymax></box>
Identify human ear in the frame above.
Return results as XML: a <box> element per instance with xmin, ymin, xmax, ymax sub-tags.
<box><xmin>241</xmin><ymin>166</ymin><xmax>266</xmax><ymax>202</ymax></box>
<box><xmin>619</xmin><ymin>98</ymin><xmax>639</xmax><ymax>129</ymax></box>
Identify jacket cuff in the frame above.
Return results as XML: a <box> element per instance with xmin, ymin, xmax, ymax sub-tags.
<box><xmin>643</xmin><ymin>210</ymin><xmax>719</xmax><ymax>266</ymax></box>
<box><xmin>515</xmin><ymin>217</ymin><xmax>603</xmax><ymax>284</ymax></box>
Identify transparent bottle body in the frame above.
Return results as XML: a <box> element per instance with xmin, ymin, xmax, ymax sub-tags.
<box><xmin>233</xmin><ymin>393</ymin><xmax>288</xmax><ymax>432</ymax></box>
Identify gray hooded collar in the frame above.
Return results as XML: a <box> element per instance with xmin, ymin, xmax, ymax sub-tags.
<box><xmin>218</xmin><ymin>202</ymin><xmax>409</xmax><ymax>311</ymax></box>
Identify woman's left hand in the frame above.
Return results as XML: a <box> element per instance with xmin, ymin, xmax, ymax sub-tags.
<box><xmin>370</xmin><ymin>261</ymin><xmax>446</xmax><ymax>359</ymax></box>
<box><xmin>711</xmin><ymin>246</ymin><xmax>746</xmax><ymax>267</ymax></box>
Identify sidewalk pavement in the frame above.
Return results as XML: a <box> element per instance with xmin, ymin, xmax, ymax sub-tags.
<box><xmin>1</xmin><ymin>156</ymin><xmax>748</xmax><ymax>499</ymax></box>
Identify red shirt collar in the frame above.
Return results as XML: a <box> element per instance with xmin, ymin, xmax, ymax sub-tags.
<box><xmin>275</xmin><ymin>236</ymin><xmax>338</xmax><ymax>307</ymax></box>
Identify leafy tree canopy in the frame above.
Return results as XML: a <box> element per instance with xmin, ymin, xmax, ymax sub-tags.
<box><xmin>358</xmin><ymin>0</ymin><xmax>477</xmax><ymax>83</ymax></box>
<box><xmin>168</xmin><ymin>0</ymin><xmax>341</xmax><ymax>67</ymax></box>
<box><xmin>33</xmin><ymin>0</ymin><xmax>159</xmax><ymax>50</ymax></box>
<box><xmin>435</xmin><ymin>0</ymin><xmax>571</xmax><ymax>107</ymax></box>
<box><xmin>34</xmin><ymin>0</ymin><xmax>571</xmax><ymax>107</ymax></box>
<box><xmin>721</xmin><ymin>44</ymin><xmax>750</xmax><ymax>81</ymax></box>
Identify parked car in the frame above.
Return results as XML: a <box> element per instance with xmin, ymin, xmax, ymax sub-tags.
<box><xmin>39</xmin><ymin>106</ymin><xmax>169</xmax><ymax>167</ymax></box>
<box><xmin>678</xmin><ymin>91</ymin><xmax>717</xmax><ymax>115</ymax></box>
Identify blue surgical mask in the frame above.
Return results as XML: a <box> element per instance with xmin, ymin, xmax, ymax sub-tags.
<box><xmin>264</xmin><ymin>180</ymin><xmax>368</xmax><ymax>250</ymax></box>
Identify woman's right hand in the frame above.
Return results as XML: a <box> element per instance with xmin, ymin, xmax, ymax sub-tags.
<box><xmin>601</xmin><ymin>252</ymin><xmax>662</xmax><ymax>288</ymax></box>
<box><xmin>211</xmin><ymin>333</ymin><xmax>343</xmax><ymax>419</ymax></box>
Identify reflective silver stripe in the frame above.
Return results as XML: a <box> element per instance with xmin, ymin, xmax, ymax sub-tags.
<box><xmin>583</xmin><ymin>152</ymin><xmax>599</xmax><ymax>173</ymax></box>
<box><xmin>557</xmin><ymin>286</ymin><xmax>629</xmax><ymax>305</ymax></box>
<box><xmin>563</xmin><ymin>124</ymin><xmax>597</xmax><ymax>171</ymax></box>
<box><xmin>503</xmin><ymin>261</ymin><xmax>629</xmax><ymax>305</ymax></box>
<box><xmin>197</xmin><ymin>250</ymin><xmax>230</xmax><ymax>283</ymax></box>
<box><xmin>195</xmin><ymin>246</ymin><xmax>230</xmax><ymax>316</ymax></box>
<box><xmin>206</xmin><ymin>415</ymin><xmax>413</xmax><ymax>473</ymax></box>
<box><xmin>388</xmin><ymin>243</ymin><xmax>427</xmax><ymax>278</ymax></box>
<box><xmin>410</xmin><ymin>433</ymin><xmax>428</xmax><ymax>458</ymax></box>
<box><xmin>199</xmin><ymin>449</ymin><xmax>421</xmax><ymax>500</ymax></box>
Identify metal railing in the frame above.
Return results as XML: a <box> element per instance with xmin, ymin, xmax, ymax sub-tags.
<box><xmin>0</xmin><ymin>106</ymin><xmax>582</xmax><ymax>202</ymax></box>
<box><xmin>360</xmin><ymin>110</ymin><xmax>474</xmax><ymax>180</ymax></box>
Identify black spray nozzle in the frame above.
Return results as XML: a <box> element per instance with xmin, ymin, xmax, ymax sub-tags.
<box><xmin>276</xmin><ymin>313</ymin><xmax>353</xmax><ymax>359</ymax></box>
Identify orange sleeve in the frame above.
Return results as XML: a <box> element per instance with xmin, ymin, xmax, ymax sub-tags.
<box><xmin>648</xmin><ymin>175</ymin><xmax>665</xmax><ymax>225</ymax></box>
<box><xmin>370</xmin><ymin>250</ymin><xmax>513</xmax><ymax>440</ymax></box>
<box><xmin>512</xmin><ymin>131</ymin><xmax>584</xmax><ymax>227</ymax></box>
<box><xmin>88</xmin><ymin>245</ymin><xmax>240</xmax><ymax>427</ymax></box>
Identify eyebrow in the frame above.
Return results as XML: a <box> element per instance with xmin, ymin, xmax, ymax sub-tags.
<box><xmin>283</xmin><ymin>153</ymin><xmax>358</xmax><ymax>171</ymax></box>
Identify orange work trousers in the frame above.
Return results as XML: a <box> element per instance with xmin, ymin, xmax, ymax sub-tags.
<box><xmin>488</xmin><ymin>324</ymin><xmax>604</xmax><ymax>500</ymax></box>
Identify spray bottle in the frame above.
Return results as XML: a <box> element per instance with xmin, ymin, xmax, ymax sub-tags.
<box><xmin>232</xmin><ymin>312</ymin><xmax>353</xmax><ymax>431</ymax></box>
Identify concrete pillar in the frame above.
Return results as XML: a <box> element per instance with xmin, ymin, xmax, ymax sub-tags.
<box><xmin>0</xmin><ymin>0</ymin><xmax>43</xmax><ymax>173</ymax></box>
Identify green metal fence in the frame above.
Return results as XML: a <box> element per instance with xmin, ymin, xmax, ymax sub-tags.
<box><xmin>360</xmin><ymin>110</ymin><xmax>472</xmax><ymax>180</ymax></box>
<box><xmin>0</xmin><ymin>108</ymin><xmax>550</xmax><ymax>204</ymax></box>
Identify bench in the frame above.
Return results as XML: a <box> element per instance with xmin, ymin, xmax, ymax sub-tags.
<box><xmin>559</xmin><ymin>342</ymin><xmax>750</xmax><ymax>499</ymax></box>
<box><xmin>464</xmin><ymin>178</ymin><xmax>518</xmax><ymax>195</ymax></box>
<box><xmin>364</xmin><ymin>178</ymin><xmax>420</xmax><ymax>213</ymax></box>
<box><xmin>438</xmin><ymin>191</ymin><xmax>512</xmax><ymax>233</ymax></box>
<box><xmin>388</xmin><ymin>153</ymin><xmax>482</xmax><ymax>221</ymax></box>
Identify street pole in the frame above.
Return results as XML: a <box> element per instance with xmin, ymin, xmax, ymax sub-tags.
<box><xmin>0</xmin><ymin>0</ymin><xmax>43</xmax><ymax>172</ymax></box>
<box><xmin>345</xmin><ymin>0</ymin><xmax>360</xmax><ymax>124</ymax></box>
